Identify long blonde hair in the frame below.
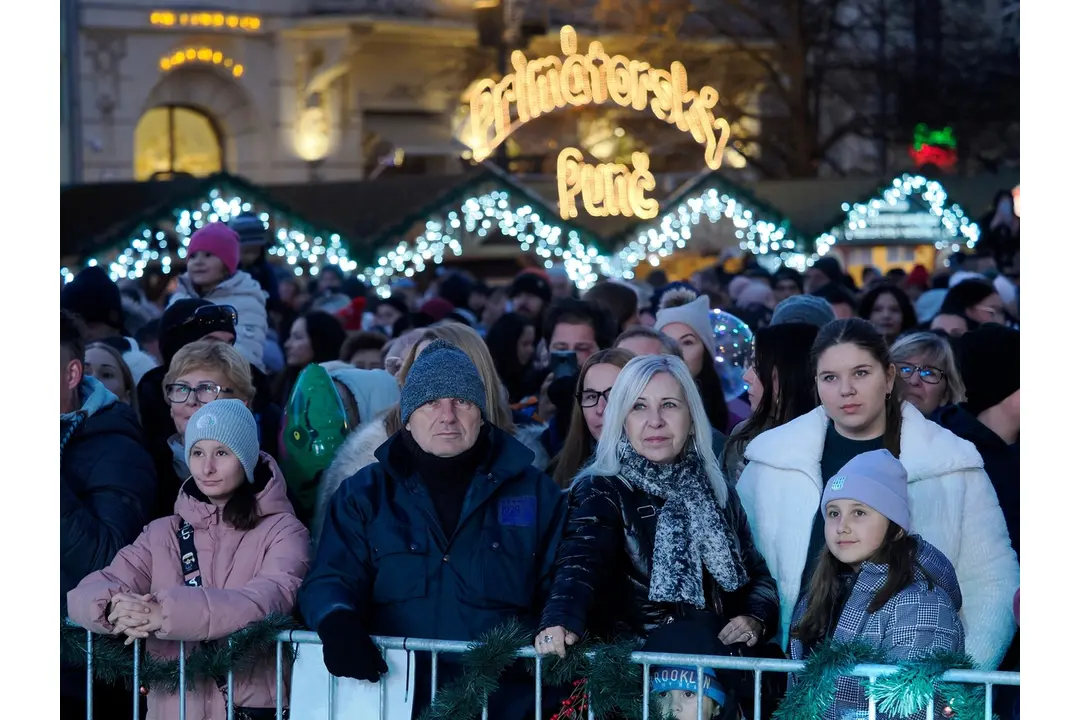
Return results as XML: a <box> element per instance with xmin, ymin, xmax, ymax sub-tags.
<box><xmin>384</xmin><ymin>322</ymin><xmax>516</xmax><ymax>435</ymax></box>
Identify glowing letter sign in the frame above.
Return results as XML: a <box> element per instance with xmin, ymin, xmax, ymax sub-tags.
<box><xmin>467</xmin><ymin>25</ymin><xmax>733</xmax><ymax>221</ymax></box>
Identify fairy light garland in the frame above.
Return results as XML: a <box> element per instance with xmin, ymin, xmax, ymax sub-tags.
<box><xmin>62</xmin><ymin>188</ymin><xmax>357</xmax><ymax>284</ymax></box>
<box><xmin>611</xmin><ymin>186</ymin><xmax>802</xmax><ymax>277</ymax></box>
<box><xmin>810</xmin><ymin>173</ymin><xmax>980</xmax><ymax>266</ymax></box>
<box><xmin>361</xmin><ymin>189</ymin><xmax>612</xmax><ymax>297</ymax></box>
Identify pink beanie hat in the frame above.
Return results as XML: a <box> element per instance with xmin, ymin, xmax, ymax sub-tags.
<box><xmin>188</xmin><ymin>223</ymin><xmax>241</xmax><ymax>275</ymax></box>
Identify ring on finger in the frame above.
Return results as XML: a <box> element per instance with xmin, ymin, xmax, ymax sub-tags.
<box><xmin>543</xmin><ymin>635</ymin><xmax>554</xmax><ymax>643</ymax></box>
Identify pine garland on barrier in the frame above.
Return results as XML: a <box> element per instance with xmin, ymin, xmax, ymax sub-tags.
<box><xmin>775</xmin><ymin>638</ymin><xmax>995</xmax><ymax>720</ymax></box>
<box><xmin>60</xmin><ymin>614</ymin><xmax>299</xmax><ymax>693</ymax></box>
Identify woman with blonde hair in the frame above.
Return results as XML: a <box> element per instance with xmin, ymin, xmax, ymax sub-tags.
<box><xmin>537</xmin><ymin>354</ymin><xmax>778</xmax><ymax>716</ymax></box>
<box><xmin>311</xmin><ymin>321</ymin><xmax>548</xmax><ymax>545</ymax></box>
<box><xmin>890</xmin><ymin>331</ymin><xmax>966</xmax><ymax>417</ymax></box>
<box><xmin>153</xmin><ymin>339</ymin><xmax>257</xmax><ymax>518</ymax></box>
<box><xmin>85</xmin><ymin>341</ymin><xmax>139</xmax><ymax>415</ymax></box>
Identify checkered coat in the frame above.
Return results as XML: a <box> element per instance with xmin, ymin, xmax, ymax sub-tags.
<box><xmin>789</xmin><ymin>536</ymin><xmax>965</xmax><ymax>720</ymax></box>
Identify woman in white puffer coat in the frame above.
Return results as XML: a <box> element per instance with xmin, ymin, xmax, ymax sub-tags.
<box><xmin>169</xmin><ymin>223</ymin><xmax>269</xmax><ymax>373</ymax></box>
<box><xmin>736</xmin><ymin>318</ymin><xmax>1018</xmax><ymax>671</ymax></box>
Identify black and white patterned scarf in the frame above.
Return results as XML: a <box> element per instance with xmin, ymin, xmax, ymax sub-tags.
<box><xmin>617</xmin><ymin>439</ymin><xmax>748</xmax><ymax>608</ymax></box>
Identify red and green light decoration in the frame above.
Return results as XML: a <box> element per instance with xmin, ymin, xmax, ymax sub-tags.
<box><xmin>909</xmin><ymin>124</ymin><xmax>958</xmax><ymax>171</ymax></box>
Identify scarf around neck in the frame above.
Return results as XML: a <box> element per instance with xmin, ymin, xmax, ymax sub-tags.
<box><xmin>617</xmin><ymin>439</ymin><xmax>748</xmax><ymax>608</ymax></box>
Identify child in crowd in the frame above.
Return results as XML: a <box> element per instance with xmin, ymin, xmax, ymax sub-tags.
<box><xmin>169</xmin><ymin>223</ymin><xmax>270</xmax><ymax>372</ymax></box>
<box><xmin>67</xmin><ymin>400</ymin><xmax>310</xmax><ymax>720</ymax></box>
<box><xmin>789</xmin><ymin>449</ymin><xmax>965</xmax><ymax>720</ymax></box>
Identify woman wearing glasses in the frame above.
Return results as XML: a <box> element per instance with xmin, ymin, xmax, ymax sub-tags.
<box><xmin>932</xmin><ymin>278</ymin><xmax>1009</xmax><ymax>336</ymax></box>
<box><xmin>890</xmin><ymin>332</ymin><xmax>966</xmax><ymax>417</ymax></box>
<box><xmin>156</xmin><ymin>339</ymin><xmax>257</xmax><ymax>516</ymax></box>
<box><xmin>550</xmin><ymin>348</ymin><xmax>635</xmax><ymax>488</ymax></box>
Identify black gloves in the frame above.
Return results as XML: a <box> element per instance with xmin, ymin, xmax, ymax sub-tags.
<box><xmin>316</xmin><ymin>611</ymin><xmax>388</xmax><ymax>683</ymax></box>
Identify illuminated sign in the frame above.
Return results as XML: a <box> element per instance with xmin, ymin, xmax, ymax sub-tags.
<box><xmin>557</xmin><ymin>148</ymin><xmax>658</xmax><ymax>220</ymax></box>
<box><xmin>909</xmin><ymin>123</ymin><xmax>957</xmax><ymax>170</ymax></box>
<box><xmin>467</xmin><ymin>25</ymin><xmax>732</xmax><ymax>221</ymax></box>
<box><xmin>837</xmin><ymin>199</ymin><xmax>947</xmax><ymax>243</ymax></box>
<box><xmin>160</xmin><ymin>47</ymin><xmax>244</xmax><ymax>77</ymax></box>
<box><xmin>150</xmin><ymin>11</ymin><xmax>261</xmax><ymax>31</ymax></box>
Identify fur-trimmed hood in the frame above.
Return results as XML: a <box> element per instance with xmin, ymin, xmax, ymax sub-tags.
<box><xmin>310</xmin><ymin>416</ymin><xmax>390</xmax><ymax>547</ymax></box>
<box><xmin>743</xmin><ymin>401</ymin><xmax>985</xmax><ymax>485</ymax></box>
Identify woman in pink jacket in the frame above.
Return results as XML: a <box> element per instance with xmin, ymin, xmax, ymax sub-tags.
<box><xmin>68</xmin><ymin>399</ymin><xmax>310</xmax><ymax>720</ymax></box>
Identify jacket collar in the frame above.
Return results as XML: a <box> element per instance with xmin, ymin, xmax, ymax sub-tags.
<box><xmin>62</xmin><ymin>376</ymin><xmax>117</xmax><ymax>424</ymax></box>
<box><xmin>175</xmin><ymin>453</ymin><xmax>295</xmax><ymax>529</ymax></box>
<box><xmin>743</xmin><ymin>402</ymin><xmax>984</xmax><ymax>484</ymax></box>
<box><xmin>374</xmin><ymin>424</ymin><xmax>533</xmax><ymax>485</ymax></box>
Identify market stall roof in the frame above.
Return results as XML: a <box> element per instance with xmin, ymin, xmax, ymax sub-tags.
<box><xmin>747</xmin><ymin>170</ymin><xmax>1021</xmax><ymax>243</ymax></box>
<box><xmin>61</xmin><ymin>173</ymin><xmax>344</xmax><ymax>261</ymax></box>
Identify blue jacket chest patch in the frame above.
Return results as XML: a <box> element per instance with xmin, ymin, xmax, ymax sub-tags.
<box><xmin>498</xmin><ymin>496</ymin><xmax>537</xmax><ymax>527</ymax></box>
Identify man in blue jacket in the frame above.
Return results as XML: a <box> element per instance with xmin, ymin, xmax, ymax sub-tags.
<box><xmin>300</xmin><ymin>339</ymin><xmax>568</xmax><ymax>719</ymax></box>
<box><xmin>61</xmin><ymin>310</ymin><xmax>157</xmax><ymax>718</ymax></box>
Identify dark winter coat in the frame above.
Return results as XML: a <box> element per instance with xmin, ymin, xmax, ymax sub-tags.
<box><xmin>299</xmin><ymin>425</ymin><xmax>567</xmax><ymax>719</ymax></box>
<box><xmin>933</xmin><ymin>403</ymin><xmax>1019</xmax><ymax>557</ymax></box>
<box><xmin>789</xmin><ymin>537</ymin><xmax>965</xmax><ymax>720</ymax></box>
<box><xmin>539</xmin><ymin>470</ymin><xmax>778</xmax><ymax>642</ymax></box>
<box><xmin>61</xmin><ymin>377</ymin><xmax>156</xmax><ymax>697</ymax></box>
<box><xmin>137</xmin><ymin>363</ymin><xmax>281</xmax><ymax>519</ymax></box>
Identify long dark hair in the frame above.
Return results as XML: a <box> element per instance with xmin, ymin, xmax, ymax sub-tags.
<box><xmin>697</xmin><ymin>357</ymin><xmax>731</xmax><ymax>432</ymax></box>
<box><xmin>724</xmin><ymin>322</ymin><xmax>820</xmax><ymax>463</ymax></box>
<box><xmin>792</xmin><ymin>524</ymin><xmax>923</xmax><ymax>643</ymax></box>
<box><xmin>222</xmin><ymin>479</ymin><xmax>261</xmax><ymax>531</ymax></box>
<box><xmin>857</xmin><ymin>285</ymin><xmax>918</xmax><ymax>339</ymax></box>
<box><xmin>484</xmin><ymin>312</ymin><xmax>534</xmax><ymax>403</ymax></box>
<box><xmin>810</xmin><ymin>318</ymin><xmax>902</xmax><ymax>457</ymax></box>
<box><xmin>551</xmin><ymin>348</ymin><xmax>635</xmax><ymax>488</ymax></box>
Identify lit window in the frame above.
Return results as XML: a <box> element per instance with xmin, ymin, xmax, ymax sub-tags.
<box><xmin>134</xmin><ymin>106</ymin><xmax>223</xmax><ymax>180</ymax></box>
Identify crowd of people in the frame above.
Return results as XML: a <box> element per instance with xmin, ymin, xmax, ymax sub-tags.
<box><xmin>60</xmin><ymin>215</ymin><xmax>1020</xmax><ymax>720</ymax></box>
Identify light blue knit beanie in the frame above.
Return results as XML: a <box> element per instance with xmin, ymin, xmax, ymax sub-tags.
<box><xmin>184</xmin><ymin>399</ymin><xmax>260</xmax><ymax>483</ymax></box>
<box><xmin>399</xmin><ymin>339</ymin><xmax>486</xmax><ymax>423</ymax></box>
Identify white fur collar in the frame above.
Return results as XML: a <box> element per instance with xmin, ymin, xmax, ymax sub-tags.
<box><xmin>743</xmin><ymin>402</ymin><xmax>984</xmax><ymax>484</ymax></box>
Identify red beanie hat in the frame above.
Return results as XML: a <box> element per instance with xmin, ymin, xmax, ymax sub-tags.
<box><xmin>188</xmin><ymin>223</ymin><xmax>241</xmax><ymax>275</ymax></box>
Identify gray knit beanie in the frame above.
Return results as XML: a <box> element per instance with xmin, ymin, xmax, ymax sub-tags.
<box><xmin>771</xmin><ymin>294</ymin><xmax>836</xmax><ymax>329</ymax></box>
<box><xmin>184</xmin><ymin>399</ymin><xmax>260</xmax><ymax>483</ymax></box>
<box><xmin>400</xmin><ymin>339</ymin><xmax>487</xmax><ymax>423</ymax></box>
<box><xmin>820</xmin><ymin>449</ymin><xmax>911</xmax><ymax>532</ymax></box>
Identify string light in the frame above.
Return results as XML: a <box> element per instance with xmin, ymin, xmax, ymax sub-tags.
<box><xmin>360</xmin><ymin>190</ymin><xmax>611</xmax><ymax>297</ymax></box>
<box><xmin>150</xmin><ymin>11</ymin><xmax>261</xmax><ymax>31</ymax></box>
<box><xmin>610</xmin><ymin>185</ymin><xmax>801</xmax><ymax>277</ymax></box>
<box><xmin>810</xmin><ymin>173</ymin><xmax>980</xmax><ymax>267</ymax></box>
<box><xmin>160</xmin><ymin>46</ymin><xmax>244</xmax><ymax>76</ymax></box>
<box><xmin>66</xmin><ymin>188</ymin><xmax>356</xmax><ymax>283</ymax></box>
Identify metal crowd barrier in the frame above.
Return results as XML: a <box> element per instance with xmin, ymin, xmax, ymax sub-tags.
<box><xmin>74</xmin><ymin>628</ymin><xmax>1020</xmax><ymax>720</ymax></box>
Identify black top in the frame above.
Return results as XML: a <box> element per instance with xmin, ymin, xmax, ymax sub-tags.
<box><xmin>399</xmin><ymin>426</ymin><xmax>491</xmax><ymax>536</ymax></box>
<box><xmin>800</xmin><ymin>423</ymin><xmax>885</xmax><ymax>594</ymax></box>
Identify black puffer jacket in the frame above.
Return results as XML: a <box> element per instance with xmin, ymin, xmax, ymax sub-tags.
<box><xmin>539</xmin><ymin>473</ymin><xmax>779</xmax><ymax>642</ymax></box>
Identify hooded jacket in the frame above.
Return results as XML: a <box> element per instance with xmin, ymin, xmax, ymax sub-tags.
<box><xmin>61</xmin><ymin>377</ymin><xmax>157</xmax><ymax>698</ymax></box>
<box><xmin>62</xmin><ymin>377</ymin><xmax>156</xmax><ymax>615</ymax></box>
<box><xmin>66</xmin><ymin>454</ymin><xmax>310</xmax><ymax>720</ymax></box>
<box><xmin>789</xmin><ymin>537</ymin><xmax>965</xmax><ymax>720</ymax></box>
<box><xmin>169</xmin><ymin>270</ymin><xmax>269</xmax><ymax>373</ymax></box>
<box><xmin>736</xmin><ymin>402</ymin><xmax>1017</xmax><ymax>670</ymax></box>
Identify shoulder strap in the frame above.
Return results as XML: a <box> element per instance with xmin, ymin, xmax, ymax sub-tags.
<box><xmin>176</xmin><ymin>520</ymin><xmax>203</xmax><ymax>587</ymax></box>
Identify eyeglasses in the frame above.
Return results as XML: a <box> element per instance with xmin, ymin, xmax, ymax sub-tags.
<box><xmin>578</xmin><ymin>388</ymin><xmax>612</xmax><ymax>408</ymax></box>
<box><xmin>896</xmin><ymin>364</ymin><xmax>945</xmax><ymax>385</ymax></box>
<box><xmin>165</xmin><ymin>382</ymin><xmax>234</xmax><ymax>404</ymax></box>
<box><xmin>178</xmin><ymin>304</ymin><xmax>239</xmax><ymax>334</ymax></box>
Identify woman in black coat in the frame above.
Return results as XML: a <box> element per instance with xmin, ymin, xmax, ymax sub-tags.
<box><xmin>536</xmin><ymin>354</ymin><xmax>778</xmax><ymax>650</ymax></box>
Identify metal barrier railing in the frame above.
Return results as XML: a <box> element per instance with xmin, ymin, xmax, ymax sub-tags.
<box><xmin>72</xmin><ymin>628</ymin><xmax>1020</xmax><ymax>720</ymax></box>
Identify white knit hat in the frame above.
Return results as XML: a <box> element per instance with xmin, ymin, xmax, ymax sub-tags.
<box><xmin>654</xmin><ymin>294</ymin><xmax>716</xmax><ymax>356</ymax></box>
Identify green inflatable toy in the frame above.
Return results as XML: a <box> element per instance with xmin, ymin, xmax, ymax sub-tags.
<box><xmin>281</xmin><ymin>364</ymin><xmax>351</xmax><ymax>524</ymax></box>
